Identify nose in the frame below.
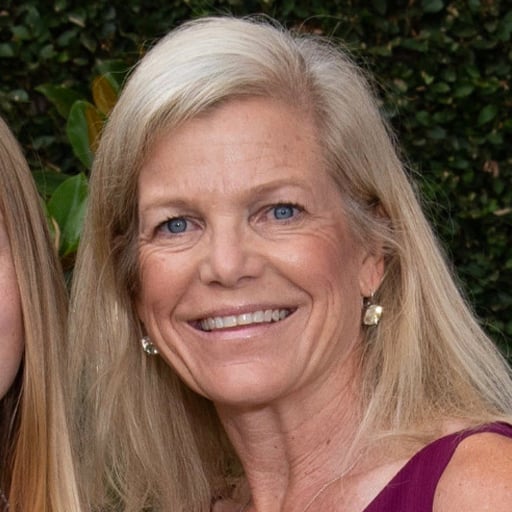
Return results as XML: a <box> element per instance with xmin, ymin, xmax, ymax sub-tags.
<box><xmin>198</xmin><ymin>221</ymin><xmax>263</xmax><ymax>287</ymax></box>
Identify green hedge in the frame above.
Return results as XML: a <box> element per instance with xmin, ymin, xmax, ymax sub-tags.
<box><xmin>1</xmin><ymin>0</ymin><xmax>511</xmax><ymax>348</ymax></box>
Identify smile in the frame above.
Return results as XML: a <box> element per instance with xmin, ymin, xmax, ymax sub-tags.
<box><xmin>199</xmin><ymin>308</ymin><xmax>293</xmax><ymax>332</ymax></box>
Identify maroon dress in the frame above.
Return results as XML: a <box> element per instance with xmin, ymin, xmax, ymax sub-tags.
<box><xmin>363</xmin><ymin>422</ymin><xmax>512</xmax><ymax>511</ymax></box>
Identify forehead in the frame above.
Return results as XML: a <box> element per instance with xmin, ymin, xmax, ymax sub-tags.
<box><xmin>138</xmin><ymin>97</ymin><xmax>328</xmax><ymax>196</ymax></box>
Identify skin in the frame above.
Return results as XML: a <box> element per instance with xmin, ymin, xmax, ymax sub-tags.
<box><xmin>0</xmin><ymin>211</ymin><xmax>23</xmax><ymax>399</ymax></box>
<box><xmin>434</xmin><ymin>432</ymin><xmax>512</xmax><ymax>512</ymax></box>
<box><xmin>135</xmin><ymin>97</ymin><xmax>512</xmax><ymax>511</ymax></box>
<box><xmin>136</xmin><ymin>97</ymin><xmax>383</xmax><ymax>408</ymax></box>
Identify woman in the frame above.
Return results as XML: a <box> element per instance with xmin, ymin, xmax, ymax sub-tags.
<box><xmin>0</xmin><ymin>116</ymin><xmax>81</xmax><ymax>511</ymax></box>
<box><xmin>68</xmin><ymin>17</ymin><xmax>512</xmax><ymax>511</ymax></box>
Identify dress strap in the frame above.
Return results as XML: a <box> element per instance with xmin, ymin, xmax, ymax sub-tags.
<box><xmin>364</xmin><ymin>422</ymin><xmax>512</xmax><ymax>512</ymax></box>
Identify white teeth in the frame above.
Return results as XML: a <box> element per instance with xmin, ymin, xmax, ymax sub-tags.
<box><xmin>237</xmin><ymin>313</ymin><xmax>252</xmax><ymax>325</ymax></box>
<box><xmin>253</xmin><ymin>311</ymin><xmax>264</xmax><ymax>323</ymax></box>
<box><xmin>223</xmin><ymin>316</ymin><xmax>237</xmax><ymax>328</ymax></box>
<box><xmin>199</xmin><ymin>309</ymin><xmax>291</xmax><ymax>331</ymax></box>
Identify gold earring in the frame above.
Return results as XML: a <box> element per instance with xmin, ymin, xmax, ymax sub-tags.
<box><xmin>362</xmin><ymin>294</ymin><xmax>383</xmax><ymax>326</ymax></box>
<box><xmin>141</xmin><ymin>335</ymin><xmax>159</xmax><ymax>355</ymax></box>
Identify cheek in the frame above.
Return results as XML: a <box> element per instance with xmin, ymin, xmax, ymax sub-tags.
<box><xmin>136</xmin><ymin>248</ymin><xmax>194</xmax><ymax>320</ymax></box>
<box><xmin>0</xmin><ymin>267</ymin><xmax>24</xmax><ymax>399</ymax></box>
<box><xmin>283</xmin><ymin>229</ymin><xmax>365</xmax><ymax>345</ymax></box>
<box><xmin>283</xmin><ymin>228</ymin><xmax>361</xmax><ymax>294</ymax></box>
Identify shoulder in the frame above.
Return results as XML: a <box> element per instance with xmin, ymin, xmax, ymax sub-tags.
<box><xmin>434</xmin><ymin>430</ymin><xmax>512</xmax><ymax>511</ymax></box>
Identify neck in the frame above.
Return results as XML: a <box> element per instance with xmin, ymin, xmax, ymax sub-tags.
<box><xmin>216</xmin><ymin>358</ymin><xmax>364</xmax><ymax>512</ymax></box>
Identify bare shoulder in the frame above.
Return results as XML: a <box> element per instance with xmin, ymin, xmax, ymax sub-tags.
<box><xmin>434</xmin><ymin>431</ymin><xmax>512</xmax><ymax>511</ymax></box>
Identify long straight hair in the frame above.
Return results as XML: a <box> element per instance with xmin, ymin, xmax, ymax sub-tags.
<box><xmin>68</xmin><ymin>16</ymin><xmax>512</xmax><ymax>511</ymax></box>
<box><xmin>0</xmin><ymin>116</ymin><xmax>82</xmax><ymax>511</ymax></box>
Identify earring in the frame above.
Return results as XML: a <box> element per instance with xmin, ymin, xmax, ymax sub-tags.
<box><xmin>362</xmin><ymin>294</ymin><xmax>383</xmax><ymax>326</ymax></box>
<box><xmin>141</xmin><ymin>335</ymin><xmax>159</xmax><ymax>355</ymax></box>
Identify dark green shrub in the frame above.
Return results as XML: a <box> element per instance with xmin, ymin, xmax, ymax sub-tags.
<box><xmin>1</xmin><ymin>0</ymin><xmax>510</xmax><ymax>347</ymax></box>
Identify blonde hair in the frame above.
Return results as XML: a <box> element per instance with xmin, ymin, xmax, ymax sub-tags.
<box><xmin>68</xmin><ymin>16</ymin><xmax>512</xmax><ymax>511</ymax></box>
<box><xmin>0</xmin><ymin>116</ymin><xmax>82</xmax><ymax>511</ymax></box>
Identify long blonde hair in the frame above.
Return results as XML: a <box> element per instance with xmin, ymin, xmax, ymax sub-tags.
<box><xmin>0</xmin><ymin>116</ymin><xmax>82</xmax><ymax>511</ymax></box>
<box><xmin>68</xmin><ymin>16</ymin><xmax>512</xmax><ymax>511</ymax></box>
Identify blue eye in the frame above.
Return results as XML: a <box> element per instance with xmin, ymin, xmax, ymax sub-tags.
<box><xmin>273</xmin><ymin>204</ymin><xmax>296</xmax><ymax>220</ymax></box>
<box><xmin>165</xmin><ymin>217</ymin><xmax>188</xmax><ymax>233</ymax></box>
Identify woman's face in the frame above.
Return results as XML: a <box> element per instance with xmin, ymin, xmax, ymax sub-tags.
<box><xmin>0</xmin><ymin>210</ymin><xmax>23</xmax><ymax>399</ymax></box>
<box><xmin>136</xmin><ymin>97</ymin><xmax>383</xmax><ymax>407</ymax></box>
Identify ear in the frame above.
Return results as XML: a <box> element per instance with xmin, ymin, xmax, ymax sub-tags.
<box><xmin>359</xmin><ymin>250</ymin><xmax>385</xmax><ymax>298</ymax></box>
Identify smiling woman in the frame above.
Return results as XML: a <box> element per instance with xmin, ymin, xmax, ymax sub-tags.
<box><xmin>135</xmin><ymin>96</ymin><xmax>376</xmax><ymax>406</ymax></box>
<box><xmin>68</xmin><ymin>16</ymin><xmax>512</xmax><ymax>512</ymax></box>
<box><xmin>0</xmin><ymin>116</ymin><xmax>81</xmax><ymax>511</ymax></box>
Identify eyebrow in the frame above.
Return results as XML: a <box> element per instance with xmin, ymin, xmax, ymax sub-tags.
<box><xmin>138</xmin><ymin>178</ymin><xmax>311</xmax><ymax>215</ymax></box>
<box><xmin>241</xmin><ymin>178</ymin><xmax>310</xmax><ymax>197</ymax></box>
<box><xmin>138</xmin><ymin>198</ymin><xmax>192</xmax><ymax>216</ymax></box>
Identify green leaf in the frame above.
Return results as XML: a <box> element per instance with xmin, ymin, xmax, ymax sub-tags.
<box><xmin>465</xmin><ymin>65</ymin><xmax>481</xmax><ymax>79</ymax></box>
<box><xmin>497</xmin><ymin>12</ymin><xmax>512</xmax><ymax>41</ymax></box>
<box><xmin>477</xmin><ymin>105</ymin><xmax>498</xmax><ymax>125</ymax></box>
<box><xmin>431</xmin><ymin>82</ymin><xmax>450</xmax><ymax>94</ymax></box>
<box><xmin>8</xmin><ymin>89</ymin><xmax>29</xmax><ymax>102</ymax></box>
<box><xmin>401</xmin><ymin>38</ymin><xmax>429</xmax><ymax>52</ymax></box>
<box><xmin>67</xmin><ymin>9</ymin><xmax>86</xmax><ymax>28</ymax></box>
<box><xmin>415</xmin><ymin>111</ymin><xmax>430</xmax><ymax>126</ymax></box>
<box><xmin>484</xmin><ymin>21</ymin><xmax>498</xmax><ymax>34</ymax></box>
<box><xmin>421</xmin><ymin>70</ymin><xmax>435</xmax><ymax>85</ymax></box>
<box><xmin>35</xmin><ymin>84</ymin><xmax>83</xmax><ymax>118</ymax></box>
<box><xmin>57</xmin><ymin>28</ymin><xmax>79</xmax><ymax>47</ymax></box>
<box><xmin>427</xmin><ymin>126</ymin><xmax>447</xmax><ymax>139</ymax></box>
<box><xmin>11</xmin><ymin>25</ymin><xmax>31</xmax><ymax>40</ymax></box>
<box><xmin>33</xmin><ymin>169</ymin><xmax>69</xmax><ymax>199</ymax></box>
<box><xmin>487</xmin><ymin>131</ymin><xmax>503</xmax><ymax>145</ymax></box>
<box><xmin>441</xmin><ymin>68</ymin><xmax>456</xmax><ymax>82</ymax></box>
<box><xmin>0</xmin><ymin>43</ymin><xmax>15</xmax><ymax>57</ymax></box>
<box><xmin>453</xmin><ymin>26</ymin><xmax>478</xmax><ymax>38</ymax></box>
<box><xmin>468</xmin><ymin>0</ymin><xmax>481</xmax><ymax>12</ymax></box>
<box><xmin>66</xmin><ymin>100</ymin><xmax>102</xmax><ymax>169</ymax></box>
<box><xmin>422</xmin><ymin>0</ymin><xmax>444</xmax><ymax>13</ymax></box>
<box><xmin>453</xmin><ymin>84</ymin><xmax>474</xmax><ymax>98</ymax></box>
<box><xmin>80</xmin><ymin>32</ymin><xmax>97</xmax><ymax>53</ymax></box>
<box><xmin>40</xmin><ymin>43</ymin><xmax>57</xmax><ymax>60</ymax></box>
<box><xmin>47</xmin><ymin>174</ymin><xmax>88</xmax><ymax>257</ymax></box>
<box><xmin>54</xmin><ymin>0</ymin><xmax>67</xmax><ymax>12</ymax></box>
<box><xmin>95</xmin><ymin>59</ymin><xmax>127</xmax><ymax>90</ymax></box>
<box><xmin>392</xmin><ymin>78</ymin><xmax>408</xmax><ymax>92</ymax></box>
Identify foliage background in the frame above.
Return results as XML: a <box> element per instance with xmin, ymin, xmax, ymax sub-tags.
<box><xmin>1</xmin><ymin>0</ymin><xmax>511</xmax><ymax>350</ymax></box>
